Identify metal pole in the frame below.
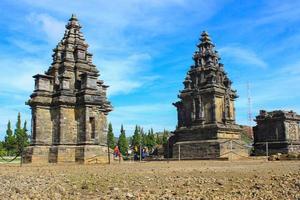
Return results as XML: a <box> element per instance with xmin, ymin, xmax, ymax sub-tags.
<box><xmin>20</xmin><ymin>146</ymin><xmax>23</xmax><ymax>167</ymax></box>
<box><xmin>230</xmin><ymin>140</ymin><xmax>233</xmax><ymax>161</ymax></box>
<box><xmin>107</xmin><ymin>144</ymin><xmax>111</xmax><ymax>165</ymax></box>
<box><xmin>178</xmin><ymin>144</ymin><xmax>181</xmax><ymax>161</ymax></box>
<box><xmin>167</xmin><ymin>138</ymin><xmax>169</xmax><ymax>163</ymax></box>
<box><xmin>266</xmin><ymin>142</ymin><xmax>269</xmax><ymax>160</ymax></box>
<box><xmin>139</xmin><ymin>145</ymin><xmax>142</xmax><ymax>162</ymax></box>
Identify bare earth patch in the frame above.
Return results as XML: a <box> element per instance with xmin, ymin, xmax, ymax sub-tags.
<box><xmin>0</xmin><ymin>160</ymin><xmax>299</xmax><ymax>199</ymax></box>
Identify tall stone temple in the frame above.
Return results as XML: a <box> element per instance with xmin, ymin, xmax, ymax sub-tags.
<box><xmin>172</xmin><ymin>31</ymin><xmax>248</xmax><ymax>159</ymax></box>
<box><xmin>23</xmin><ymin>15</ymin><xmax>112</xmax><ymax>164</ymax></box>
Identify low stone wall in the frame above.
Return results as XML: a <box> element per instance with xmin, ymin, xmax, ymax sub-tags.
<box><xmin>253</xmin><ymin>141</ymin><xmax>300</xmax><ymax>156</ymax></box>
<box><xmin>23</xmin><ymin>145</ymin><xmax>109</xmax><ymax>164</ymax></box>
<box><xmin>172</xmin><ymin>139</ymin><xmax>249</xmax><ymax>160</ymax></box>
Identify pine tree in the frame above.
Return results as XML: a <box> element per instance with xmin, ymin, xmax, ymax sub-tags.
<box><xmin>22</xmin><ymin>120</ymin><xmax>30</xmax><ymax>147</ymax></box>
<box><xmin>147</xmin><ymin>128</ymin><xmax>156</xmax><ymax>151</ymax></box>
<box><xmin>15</xmin><ymin>113</ymin><xmax>29</xmax><ymax>154</ymax></box>
<box><xmin>118</xmin><ymin>125</ymin><xmax>128</xmax><ymax>156</ymax></box>
<box><xmin>141</xmin><ymin>128</ymin><xmax>147</xmax><ymax>147</ymax></box>
<box><xmin>107</xmin><ymin>122</ymin><xmax>115</xmax><ymax>149</ymax></box>
<box><xmin>4</xmin><ymin>120</ymin><xmax>16</xmax><ymax>156</ymax></box>
<box><xmin>132</xmin><ymin>125</ymin><xmax>141</xmax><ymax>149</ymax></box>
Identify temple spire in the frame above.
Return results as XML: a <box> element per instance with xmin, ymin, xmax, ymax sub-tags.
<box><xmin>193</xmin><ymin>31</ymin><xmax>220</xmax><ymax>68</ymax></box>
<box><xmin>199</xmin><ymin>31</ymin><xmax>214</xmax><ymax>46</ymax></box>
<box><xmin>51</xmin><ymin>14</ymin><xmax>90</xmax><ymax>66</ymax></box>
<box><xmin>66</xmin><ymin>14</ymin><xmax>81</xmax><ymax>30</ymax></box>
<box><xmin>48</xmin><ymin>14</ymin><xmax>100</xmax><ymax>89</ymax></box>
<box><xmin>70</xmin><ymin>14</ymin><xmax>77</xmax><ymax>21</ymax></box>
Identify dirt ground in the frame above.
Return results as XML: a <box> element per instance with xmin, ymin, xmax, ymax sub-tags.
<box><xmin>0</xmin><ymin>160</ymin><xmax>299</xmax><ymax>200</ymax></box>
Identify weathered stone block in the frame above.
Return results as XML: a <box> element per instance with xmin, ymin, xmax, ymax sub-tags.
<box><xmin>76</xmin><ymin>145</ymin><xmax>109</xmax><ymax>164</ymax></box>
<box><xmin>22</xmin><ymin>146</ymin><xmax>50</xmax><ymax>164</ymax></box>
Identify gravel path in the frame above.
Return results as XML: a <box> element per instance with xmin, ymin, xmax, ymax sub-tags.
<box><xmin>0</xmin><ymin>160</ymin><xmax>299</xmax><ymax>199</ymax></box>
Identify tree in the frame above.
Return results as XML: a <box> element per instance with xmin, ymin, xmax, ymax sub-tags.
<box><xmin>22</xmin><ymin>120</ymin><xmax>30</xmax><ymax>147</ymax></box>
<box><xmin>118</xmin><ymin>125</ymin><xmax>128</xmax><ymax>156</ymax></box>
<box><xmin>131</xmin><ymin>125</ymin><xmax>141</xmax><ymax>148</ymax></box>
<box><xmin>0</xmin><ymin>141</ymin><xmax>5</xmax><ymax>156</ymax></box>
<box><xmin>146</xmin><ymin>128</ymin><xmax>156</xmax><ymax>151</ymax></box>
<box><xmin>3</xmin><ymin>120</ymin><xmax>16</xmax><ymax>156</ymax></box>
<box><xmin>107</xmin><ymin>122</ymin><xmax>115</xmax><ymax>149</ymax></box>
<box><xmin>141</xmin><ymin>128</ymin><xmax>147</xmax><ymax>147</ymax></box>
<box><xmin>15</xmin><ymin>113</ymin><xmax>29</xmax><ymax>154</ymax></box>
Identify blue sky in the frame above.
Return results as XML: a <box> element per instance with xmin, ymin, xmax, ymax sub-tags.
<box><xmin>0</xmin><ymin>0</ymin><xmax>300</xmax><ymax>139</ymax></box>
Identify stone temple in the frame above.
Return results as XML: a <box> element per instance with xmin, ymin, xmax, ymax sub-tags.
<box><xmin>23</xmin><ymin>15</ymin><xmax>112</xmax><ymax>164</ymax></box>
<box><xmin>253</xmin><ymin>110</ymin><xmax>300</xmax><ymax>155</ymax></box>
<box><xmin>171</xmin><ymin>31</ymin><xmax>248</xmax><ymax>159</ymax></box>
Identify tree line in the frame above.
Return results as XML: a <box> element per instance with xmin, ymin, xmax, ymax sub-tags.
<box><xmin>107</xmin><ymin>122</ymin><xmax>170</xmax><ymax>156</ymax></box>
<box><xmin>0</xmin><ymin>116</ymin><xmax>169</xmax><ymax>158</ymax></box>
<box><xmin>0</xmin><ymin>113</ymin><xmax>30</xmax><ymax>156</ymax></box>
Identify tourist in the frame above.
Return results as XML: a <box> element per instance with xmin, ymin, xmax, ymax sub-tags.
<box><xmin>114</xmin><ymin>146</ymin><xmax>120</xmax><ymax>158</ymax></box>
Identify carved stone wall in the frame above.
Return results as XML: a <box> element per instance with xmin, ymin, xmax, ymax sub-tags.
<box><xmin>253</xmin><ymin>110</ymin><xmax>300</xmax><ymax>155</ymax></box>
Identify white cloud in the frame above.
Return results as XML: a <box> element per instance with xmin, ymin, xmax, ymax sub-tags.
<box><xmin>219</xmin><ymin>45</ymin><xmax>267</xmax><ymax>68</ymax></box>
<box><xmin>21</xmin><ymin>0</ymin><xmax>225</xmax><ymax>41</ymax></box>
<box><xmin>0</xmin><ymin>57</ymin><xmax>47</xmax><ymax>92</ymax></box>
<box><xmin>97</xmin><ymin>53</ymin><xmax>159</xmax><ymax>96</ymax></box>
<box><xmin>9</xmin><ymin>39</ymin><xmax>44</xmax><ymax>53</ymax></box>
<box><xmin>255</xmin><ymin>1</ymin><xmax>300</xmax><ymax>26</ymax></box>
<box><xmin>278</xmin><ymin>60</ymin><xmax>300</xmax><ymax>75</ymax></box>
<box><xmin>26</xmin><ymin>13</ymin><xmax>65</xmax><ymax>44</ymax></box>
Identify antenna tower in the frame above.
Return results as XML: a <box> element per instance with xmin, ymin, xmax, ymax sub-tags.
<box><xmin>247</xmin><ymin>82</ymin><xmax>253</xmax><ymax>138</ymax></box>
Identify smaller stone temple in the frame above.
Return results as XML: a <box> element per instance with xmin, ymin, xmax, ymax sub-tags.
<box><xmin>171</xmin><ymin>31</ymin><xmax>248</xmax><ymax>160</ymax></box>
<box><xmin>253</xmin><ymin>110</ymin><xmax>300</xmax><ymax>155</ymax></box>
<box><xmin>23</xmin><ymin>14</ymin><xmax>112</xmax><ymax>164</ymax></box>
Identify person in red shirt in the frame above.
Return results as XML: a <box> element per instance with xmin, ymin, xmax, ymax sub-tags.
<box><xmin>114</xmin><ymin>146</ymin><xmax>120</xmax><ymax>158</ymax></box>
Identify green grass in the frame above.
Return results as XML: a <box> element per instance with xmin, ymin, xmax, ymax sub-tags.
<box><xmin>0</xmin><ymin>156</ymin><xmax>21</xmax><ymax>164</ymax></box>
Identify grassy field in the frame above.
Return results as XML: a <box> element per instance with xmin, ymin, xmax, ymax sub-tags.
<box><xmin>0</xmin><ymin>156</ymin><xmax>20</xmax><ymax>164</ymax></box>
<box><xmin>0</xmin><ymin>160</ymin><xmax>299</xmax><ymax>199</ymax></box>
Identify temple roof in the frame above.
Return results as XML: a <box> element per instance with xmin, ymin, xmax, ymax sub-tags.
<box><xmin>32</xmin><ymin>14</ymin><xmax>112</xmax><ymax>113</ymax></box>
<box><xmin>199</xmin><ymin>31</ymin><xmax>214</xmax><ymax>47</ymax></box>
<box><xmin>193</xmin><ymin>31</ymin><xmax>220</xmax><ymax>69</ymax></box>
<box><xmin>45</xmin><ymin>14</ymin><xmax>100</xmax><ymax>80</ymax></box>
<box><xmin>177</xmin><ymin>31</ymin><xmax>237</xmax><ymax>98</ymax></box>
<box><xmin>50</xmin><ymin>14</ymin><xmax>91</xmax><ymax>65</ymax></box>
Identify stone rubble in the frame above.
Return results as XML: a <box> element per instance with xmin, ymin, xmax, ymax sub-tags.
<box><xmin>0</xmin><ymin>161</ymin><xmax>299</xmax><ymax>199</ymax></box>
